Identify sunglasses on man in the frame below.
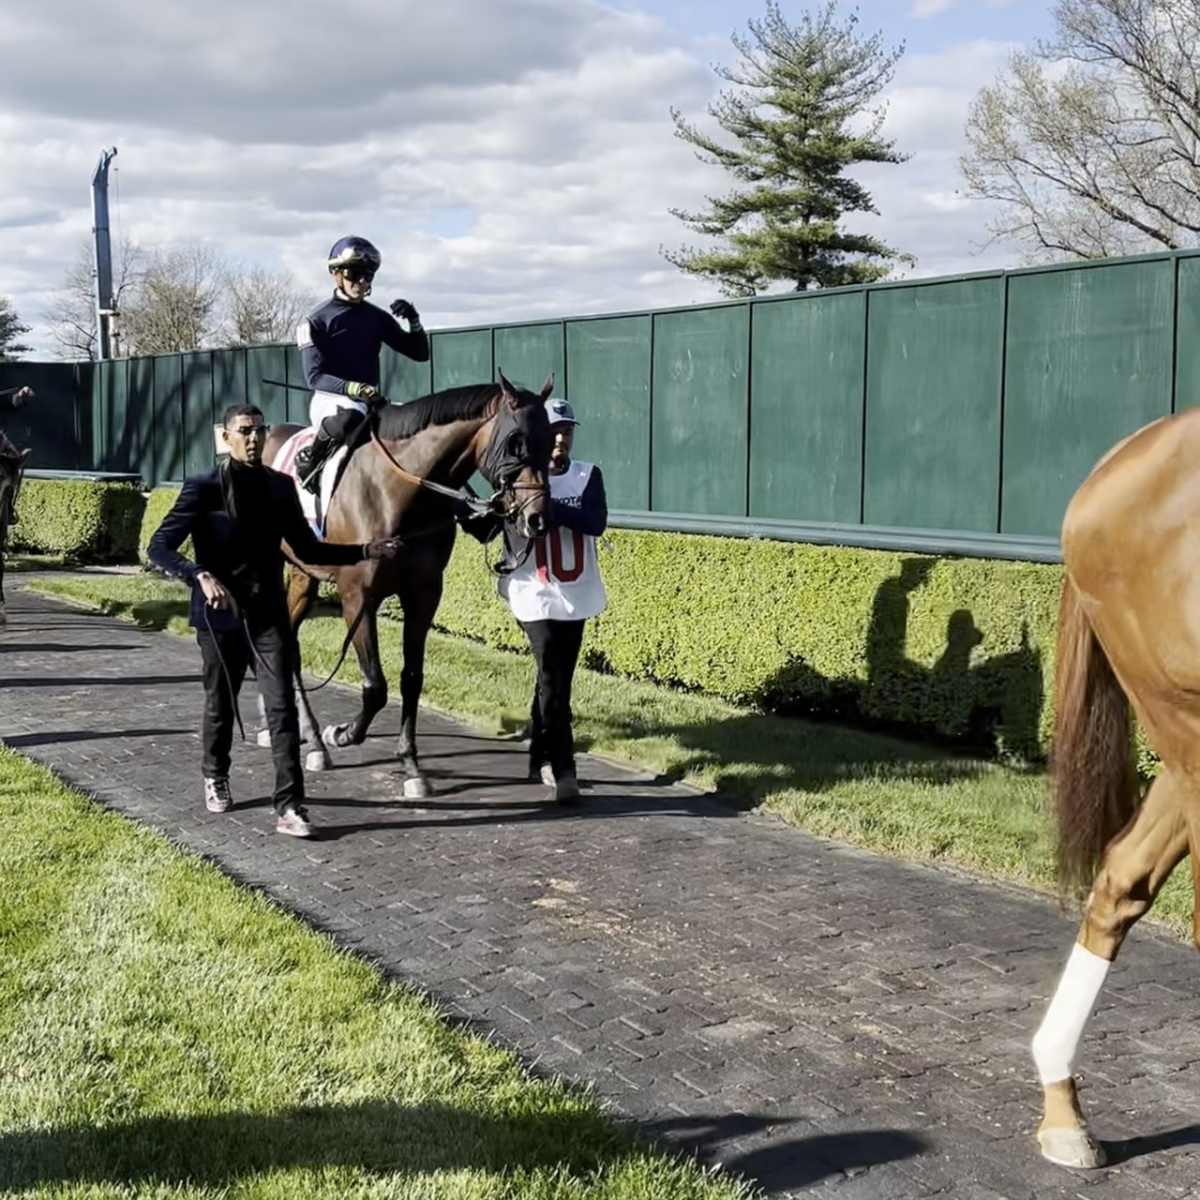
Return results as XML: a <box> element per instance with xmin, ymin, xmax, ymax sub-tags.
<box><xmin>228</xmin><ymin>424</ymin><xmax>270</xmax><ymax>438</ymax></box>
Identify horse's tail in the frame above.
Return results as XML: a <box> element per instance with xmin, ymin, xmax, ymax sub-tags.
<box><xmin>1052</xmin><ymin>574</ymin><xmax>1137</xmax><ymax>896</ymax></box>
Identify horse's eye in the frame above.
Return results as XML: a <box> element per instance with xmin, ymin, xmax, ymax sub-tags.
<box><xmin>507</xmin><ymin>434</ymin><xmax>525</xmax><ymax>460</ymax></box>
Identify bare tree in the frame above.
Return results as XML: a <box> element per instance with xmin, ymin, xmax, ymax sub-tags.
<box><xmin>121</xmin><ymin>245</ymin><xmax>222</xmax><ymax>356</ymax></box>
<box><xmin>45</xmin><ymin>237</ymin><xmax>143</xmax><ymax>361</ymax></box>
<box><xmin>222</xmin><ymin>265</ymin><xmax>309</xmax><ymax>346</ymax></box>
<box><xmin>961</xmin><ymin>0</ymin><xmax>1200</xmax><ymax>260</ymax></box>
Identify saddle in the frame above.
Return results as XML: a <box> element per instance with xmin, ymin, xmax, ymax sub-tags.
<box><xmin>272</xmin><ymin>429</ymin><xmax>350</xmax><ymax>537</ymax></box>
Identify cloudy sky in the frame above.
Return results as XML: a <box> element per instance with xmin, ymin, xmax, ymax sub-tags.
<box><xmin>1</xmin><ymin>0</ymin><xmax>1054</xmax><ymax>357</ymax></box>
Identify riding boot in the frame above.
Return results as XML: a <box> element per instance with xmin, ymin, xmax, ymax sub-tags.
<box><xmin>295</xmin><ymin>428</ymin><xmax>339</xmax><ymax>494</ymax></box>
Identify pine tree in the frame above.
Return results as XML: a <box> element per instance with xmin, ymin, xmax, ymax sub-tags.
<box><xmin>666</xmin><ymin>0</ymin><xmax>913</xmax><ymax>296</ymax></box>
<box><xmin>0</xmin><ymin>296</ymin><xmax>31</xmax><ymax>361</ymax></box>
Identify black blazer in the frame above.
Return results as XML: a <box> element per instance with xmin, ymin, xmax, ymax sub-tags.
<box><xmin>148</xmin><ymin>461</ymin><xmax>365</xmax><ymax>629</ymax></box>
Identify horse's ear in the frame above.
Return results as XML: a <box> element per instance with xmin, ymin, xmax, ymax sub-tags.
<box><xmin>19</xmin><ymin>449</ymin><xmax>30</xmax><ymax>462</ymax></box>
<box><xmin>498</xmin><ymin>370</ymin><xmax>519</xmax><ymax>412</ymax></box>
<box><xmin>538</xmin><ymin>373</ymin><xmax>555</xmax><ymax>402</ymax></box>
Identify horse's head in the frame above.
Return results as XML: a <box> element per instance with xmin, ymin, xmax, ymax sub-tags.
<box><xmin>478</xmin><ymin>372</ymin><xmax>554</xmax><ymax>539</ymax></box>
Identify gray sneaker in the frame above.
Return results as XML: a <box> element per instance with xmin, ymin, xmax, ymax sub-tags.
<box><xmin>275</xmin><ymin>804</ymin><xmax>315</xmax><ymax>838</ymax></box>
<box><xmin>554</xmin><ymin>773</ymin><xmax>581</xmax><ymax>803</ymax></box>
<box><xmin>204</xmin><ymin>776</ymin><xmax>233</xmax><ymax>813</ymax></box>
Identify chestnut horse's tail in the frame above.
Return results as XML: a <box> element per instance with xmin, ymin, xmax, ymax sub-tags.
<box><xmin>1052</xmin><ymin>575</ymin><xmax>1137</xmax><ymax>896</ymax></box>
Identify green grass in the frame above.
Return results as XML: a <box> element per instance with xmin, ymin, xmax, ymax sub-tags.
<box><xmin>26</xmin><ymin>572</ymin><xmax>1195</xmax><ymax>939</ymax></box>
<box><xmin>0</xmin><ymin>746</ymin><xmax>756</xmax><ymax>1200</ymax></box>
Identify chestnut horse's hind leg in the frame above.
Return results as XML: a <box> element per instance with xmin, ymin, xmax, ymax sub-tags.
<box><xmin>1033</xmin><ymin>769</ymin><xmax>1190</xmax><ymax>1169</ymax></box>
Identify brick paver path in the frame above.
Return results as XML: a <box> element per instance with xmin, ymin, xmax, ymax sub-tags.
<box><xmin>3</xmin><ymin>584</ymin><xmax>1199</xmax><ymax>1198</ymax></box>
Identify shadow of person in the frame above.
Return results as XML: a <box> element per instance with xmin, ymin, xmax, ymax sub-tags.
<box><xmin>642</xmin><ymin>1111</ymin><xmax>929</xmax><ymax>1193</ymax></box>
<box><xmin>865</xmin><ymin>557</ymin><xmax>936</xmax><ymax>689</ymax></box>
<box><xmin>970</xmin><ymin>621</ymin><xmax>1045</xmax><ymax>764</ymax></box>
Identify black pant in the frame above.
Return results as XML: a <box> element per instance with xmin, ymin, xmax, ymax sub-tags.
<box><xmin>520</xmin><ymin>618</ymin><xmax>585</xmax><ymax>778</ymax></box>
<box><xmin>197</xmin><ymin>619</ymin><xmax>303</xmax><ymax>815</ymax></box>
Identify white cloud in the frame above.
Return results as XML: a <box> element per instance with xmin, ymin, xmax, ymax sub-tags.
<box><xmin>911</xmin><ymin>0</ymin><xmax>957</xmax><ymax>17</ymax></box>
<box><xmin>0</xmin><ymin>1</ymin><xmax>1023</xmax><ymax>358</ymax></box>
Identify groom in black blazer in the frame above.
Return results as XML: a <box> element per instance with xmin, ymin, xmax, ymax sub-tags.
<box><xmin>149</xmin><ymin>403</ymin><xmax>398</xmax><ymax>837</ymax></box>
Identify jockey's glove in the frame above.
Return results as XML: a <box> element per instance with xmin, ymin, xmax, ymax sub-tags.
<box><xmin>390</xmin><ymin>298</ymin><xmax>421</xmax><ymax>326</ymax></box>
<box><xmin>346</xmin><ymin>382</ymin><xmax>382</xmax><ymax>403</ymax></box>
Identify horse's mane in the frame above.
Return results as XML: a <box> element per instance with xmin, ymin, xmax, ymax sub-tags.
<box><xmin>377</xmin><ymin>385</ymin><xmax>500</xmax><ymax>442</ymax></box>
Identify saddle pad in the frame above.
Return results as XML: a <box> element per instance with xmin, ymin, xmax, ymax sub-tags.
<box><xmin>271</xmin><ymin>428</ymin><xmax>347</xmax><ymax>538</ymax></box>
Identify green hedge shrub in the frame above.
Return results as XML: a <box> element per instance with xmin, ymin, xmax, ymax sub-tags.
<box><xmin>138</xmin><ymin>484</ymin><xmax>188</xmax><ymax>565</ymax></box>
<box><xmin>429</xmin><ymin>529</ymin><xmax>1063</xmax><ymax>762</ymax></box>
<box><xmin>11</xmin><ymin>480</ymin><xmax>145</xmax><ymax>563</ymax></box>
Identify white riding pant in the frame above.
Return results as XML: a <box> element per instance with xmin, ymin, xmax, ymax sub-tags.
<box><xmin>309</xmin><ymin>391</ymin><xmax>367</xmax><ymax>429</ymax></box>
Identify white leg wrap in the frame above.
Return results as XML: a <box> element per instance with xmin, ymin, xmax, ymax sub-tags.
<box><xmin>1031</xmin><ymin>943</ymin><xmax>1111</xmax><ymax>1085</ymax></box>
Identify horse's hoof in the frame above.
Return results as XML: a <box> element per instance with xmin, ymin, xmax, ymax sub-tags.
<box><xmin>305</xmin><ymin>749</ymin><xmax>331</xmax><ymax>773</ymax></box>
<box><xmin>256</xmin><ymin>729</ymin><xmax>272</xmax><ymax>748</ymax></box>
<box><xmin>403</xmin><ymin>776</ymin><xmax>430</xmax><ymax>799</ymax></box>
<box><xmin>0</xmin><ymin>606</ymin><xmax>8</xmax><ymax>625</ymax></box>
<box><xmin>1038</xmin><ymin>1126</ymin><xmax>1107</xmax><ymax>1170</ymax></box>
<box><xmin>322</xmin><ymin>723</ymin><xmax>349</xmax><ymax>749</ymax></box>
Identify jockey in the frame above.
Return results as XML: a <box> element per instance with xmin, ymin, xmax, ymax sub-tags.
<box><xmin>293</xmin><ymin>236</ymin><xmax>430</xmax><ymax>491</ymax></box>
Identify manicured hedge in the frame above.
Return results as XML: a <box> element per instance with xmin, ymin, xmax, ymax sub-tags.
<box><xmin>138</xmin><ymin>484</ymin><xmax>188</xmax><ymax>565</ymax></box>
<box><xmin>11</xmin><ymin>479</ymin><xmax>145</xmax><ymax>563</ymax></box>
<box><xmin>429</xmin><ymin>529</ymin><xmax>1063</xmax><ymax>762</ymax></box>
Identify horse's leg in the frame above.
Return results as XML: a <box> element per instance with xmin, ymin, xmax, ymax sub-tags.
<box><xmin>1032</xmin><ymin>768</ymin><xmax>1190</xmax><ymax>1169</ymax></box>
<box><xmin>321</xmin><ymin>586</ymin><xmax>389</xmax><ymax>755</ymax></box>
<box><xmin>395</xmin><ymin>578</ymin><xmax>441</xmax><ymax>799</ymax></box>
<box><xmin>289</xmin><ymin>572</ymin><xmax>330</xmax><ymax>772</ymax></box>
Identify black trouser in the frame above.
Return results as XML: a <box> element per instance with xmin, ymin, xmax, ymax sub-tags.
<box><xmin>519</xmin><ymin>618</ymin><xmax>586</xmax><ymax>779</ymax></box>
<box><xmin>197</xmin><ymin>618</ymin><xmax>303</xmax><ymax>815</ymax></box>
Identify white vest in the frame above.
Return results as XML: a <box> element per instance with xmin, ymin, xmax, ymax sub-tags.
<box><xmin>499</xmin><ymin>461</ymin><xmax>607</xmax><ymax>622</ymax></box>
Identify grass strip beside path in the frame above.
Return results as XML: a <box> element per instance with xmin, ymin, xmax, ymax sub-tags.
<box><xmin>0</xmin><ymin>746</ymin><xmax>755</xmax><ymax>1200</ymax></box>
<box><xmin>26</xmin><ymin>573</ymin><xmax>1194</xmax><ymax>938</ymax></box>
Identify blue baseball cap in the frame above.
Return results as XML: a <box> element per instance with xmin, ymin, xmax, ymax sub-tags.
<box><xmin>545</xmin><ymin>397</ymin><xmax>579</xmax><ymax>426</ymax></box>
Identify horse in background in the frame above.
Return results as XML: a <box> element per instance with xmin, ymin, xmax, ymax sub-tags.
<box><xmin>263</xmin><ymin>373</ymin><xmax>553</xmax><ymax>796</ymax></box>
<box><xmin>1033</xmin><ymin>406</ymin><xmax>1200</xmax><ymax>1168</ymax></box>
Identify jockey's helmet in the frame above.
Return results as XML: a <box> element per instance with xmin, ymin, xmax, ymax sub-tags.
<box><xmin>328</xmin><ymin>236</ymin><xmax>382</xmax><ymax>275</ymax></box>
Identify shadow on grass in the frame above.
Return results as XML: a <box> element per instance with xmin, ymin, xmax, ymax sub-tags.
<box><xmin>0</xmin><ymin>1100</ymin><xmax>930</xmax><ymax>1194</ymax></box>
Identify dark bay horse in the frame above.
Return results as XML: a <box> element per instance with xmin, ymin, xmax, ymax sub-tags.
<box><xmin>0</xmin><ymin>433</ymin><xmax>30</xmax><ymax>624</ymax></box>
<box><xmin>263</xmin><ymin>374</ymin><xmax>553</xmax><ymax>796</ymax></box>
<box><xmin>1032</xmin><ymin>407</ymin><xmax>1200</xmax><ymax>1168</ymax></box>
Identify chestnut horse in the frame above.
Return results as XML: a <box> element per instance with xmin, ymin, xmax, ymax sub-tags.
<box><xmin>262</xmin><ymin>374</ymin><xmax>552</xmax><ymax>796</ymax></box>
<box><xmin>1033</xmin><ymin>407</ymin><xmax>1200</xmax><ymax>1168</ymax></box>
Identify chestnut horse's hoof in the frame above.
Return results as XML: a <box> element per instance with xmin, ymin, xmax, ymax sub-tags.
<box><xmin>256</xmin><ymin>729</ymin><xmax>272</xmax><ymax>748</ymax></box>
<box><xmin>1037</xmin><ymin>1125</ymin><xmax>1107</xmax><ymax>1170</ymax></box>
<box><xmin>403</xmin><ymin>776</ymin><xmax>430</xmax><ymax>799</ymax></box>
<box><xmin>305</xmin><ymin>749</ymin><xmax>331</xmax><ymax>773</ymax></box>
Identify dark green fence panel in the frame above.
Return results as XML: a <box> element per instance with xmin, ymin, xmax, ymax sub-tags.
<box><xmin>245</xmin><ymin>346</ymin><xmax>288</xmax><ymax>430</ymax></box>
<box><xmin>182</xmin><ymin>353</ymin><xmax>216</xmax><ymax>478</ymax></box>
<box><xmin>284</xmin><ymin>345</ymin><xmax>309</xmax><ymax>425</ymax></box>
<box><xmin>153</xmin><ymin>356</ymin><xmax>185</xmax><ymax>483</ymax></box>
<box><xmin>1175</xmin><ymin>256</ymin><xmax>1200</xmax><ymax>410</ymax></box>
<box><xmin>565</xmin><ymin>316</ymin><xmax>651</xmax><ymax>510</ymax></box>
<box><xmin>864</xmin><ymin>278</ymin><xmax>1004</xmax><ymax>531</ymax></box>
<box><xmin>212</xmin><ymin>347</ymin><xmax>247</xmax><ymax>414</ymax></box>
<box><xmin>91</xmin><ymin>360</ymin><xmax>114</xmax><ymax>469</ymax></box>
<box><xmin>431</xmin><ymin>330</ymin><xmax>492</xmax><ymax>392</ymax></box>
<box><xmin>493</xmin><ymin>323</ymin><xmax>563</xmax><ymax>395</ymax></box>
<box><xmin>0</xmin><ymin>362</ymin><xmax>83</xmax><ymax>470</ymax></box>
<box><xmin>652</xmin><ymin>305</ymin><xmax>750</xmax><ymax>516</ymax></box>
<box><xmin>750</xmin><ymin>292</ymin><xmax>864</xmax><ymax>523</ymax></box>
<box><xmin>381</xmin><ymin>347</ymin><xmax>433</xmax><ymax>404</ymax></box>
<box><xmin>1002</xmin><ymin>259</ymin><xmax>1175</xmax><ymax>537</ymax></box>
<box><xmin>103</xmin><ymin>359</ymin><xmax>130</xmax><ymax>472</ymax></box>
<box><xmin>128</xmin><ymin>356</ymin><xmax>156</xmax><ymax>483</ymax></box>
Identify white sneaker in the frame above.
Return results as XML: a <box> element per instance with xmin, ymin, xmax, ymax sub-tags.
<box><xmin>204</xmin><ymin>776</ymin><xmax>233</xmax><ymax>813</ymax></box>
